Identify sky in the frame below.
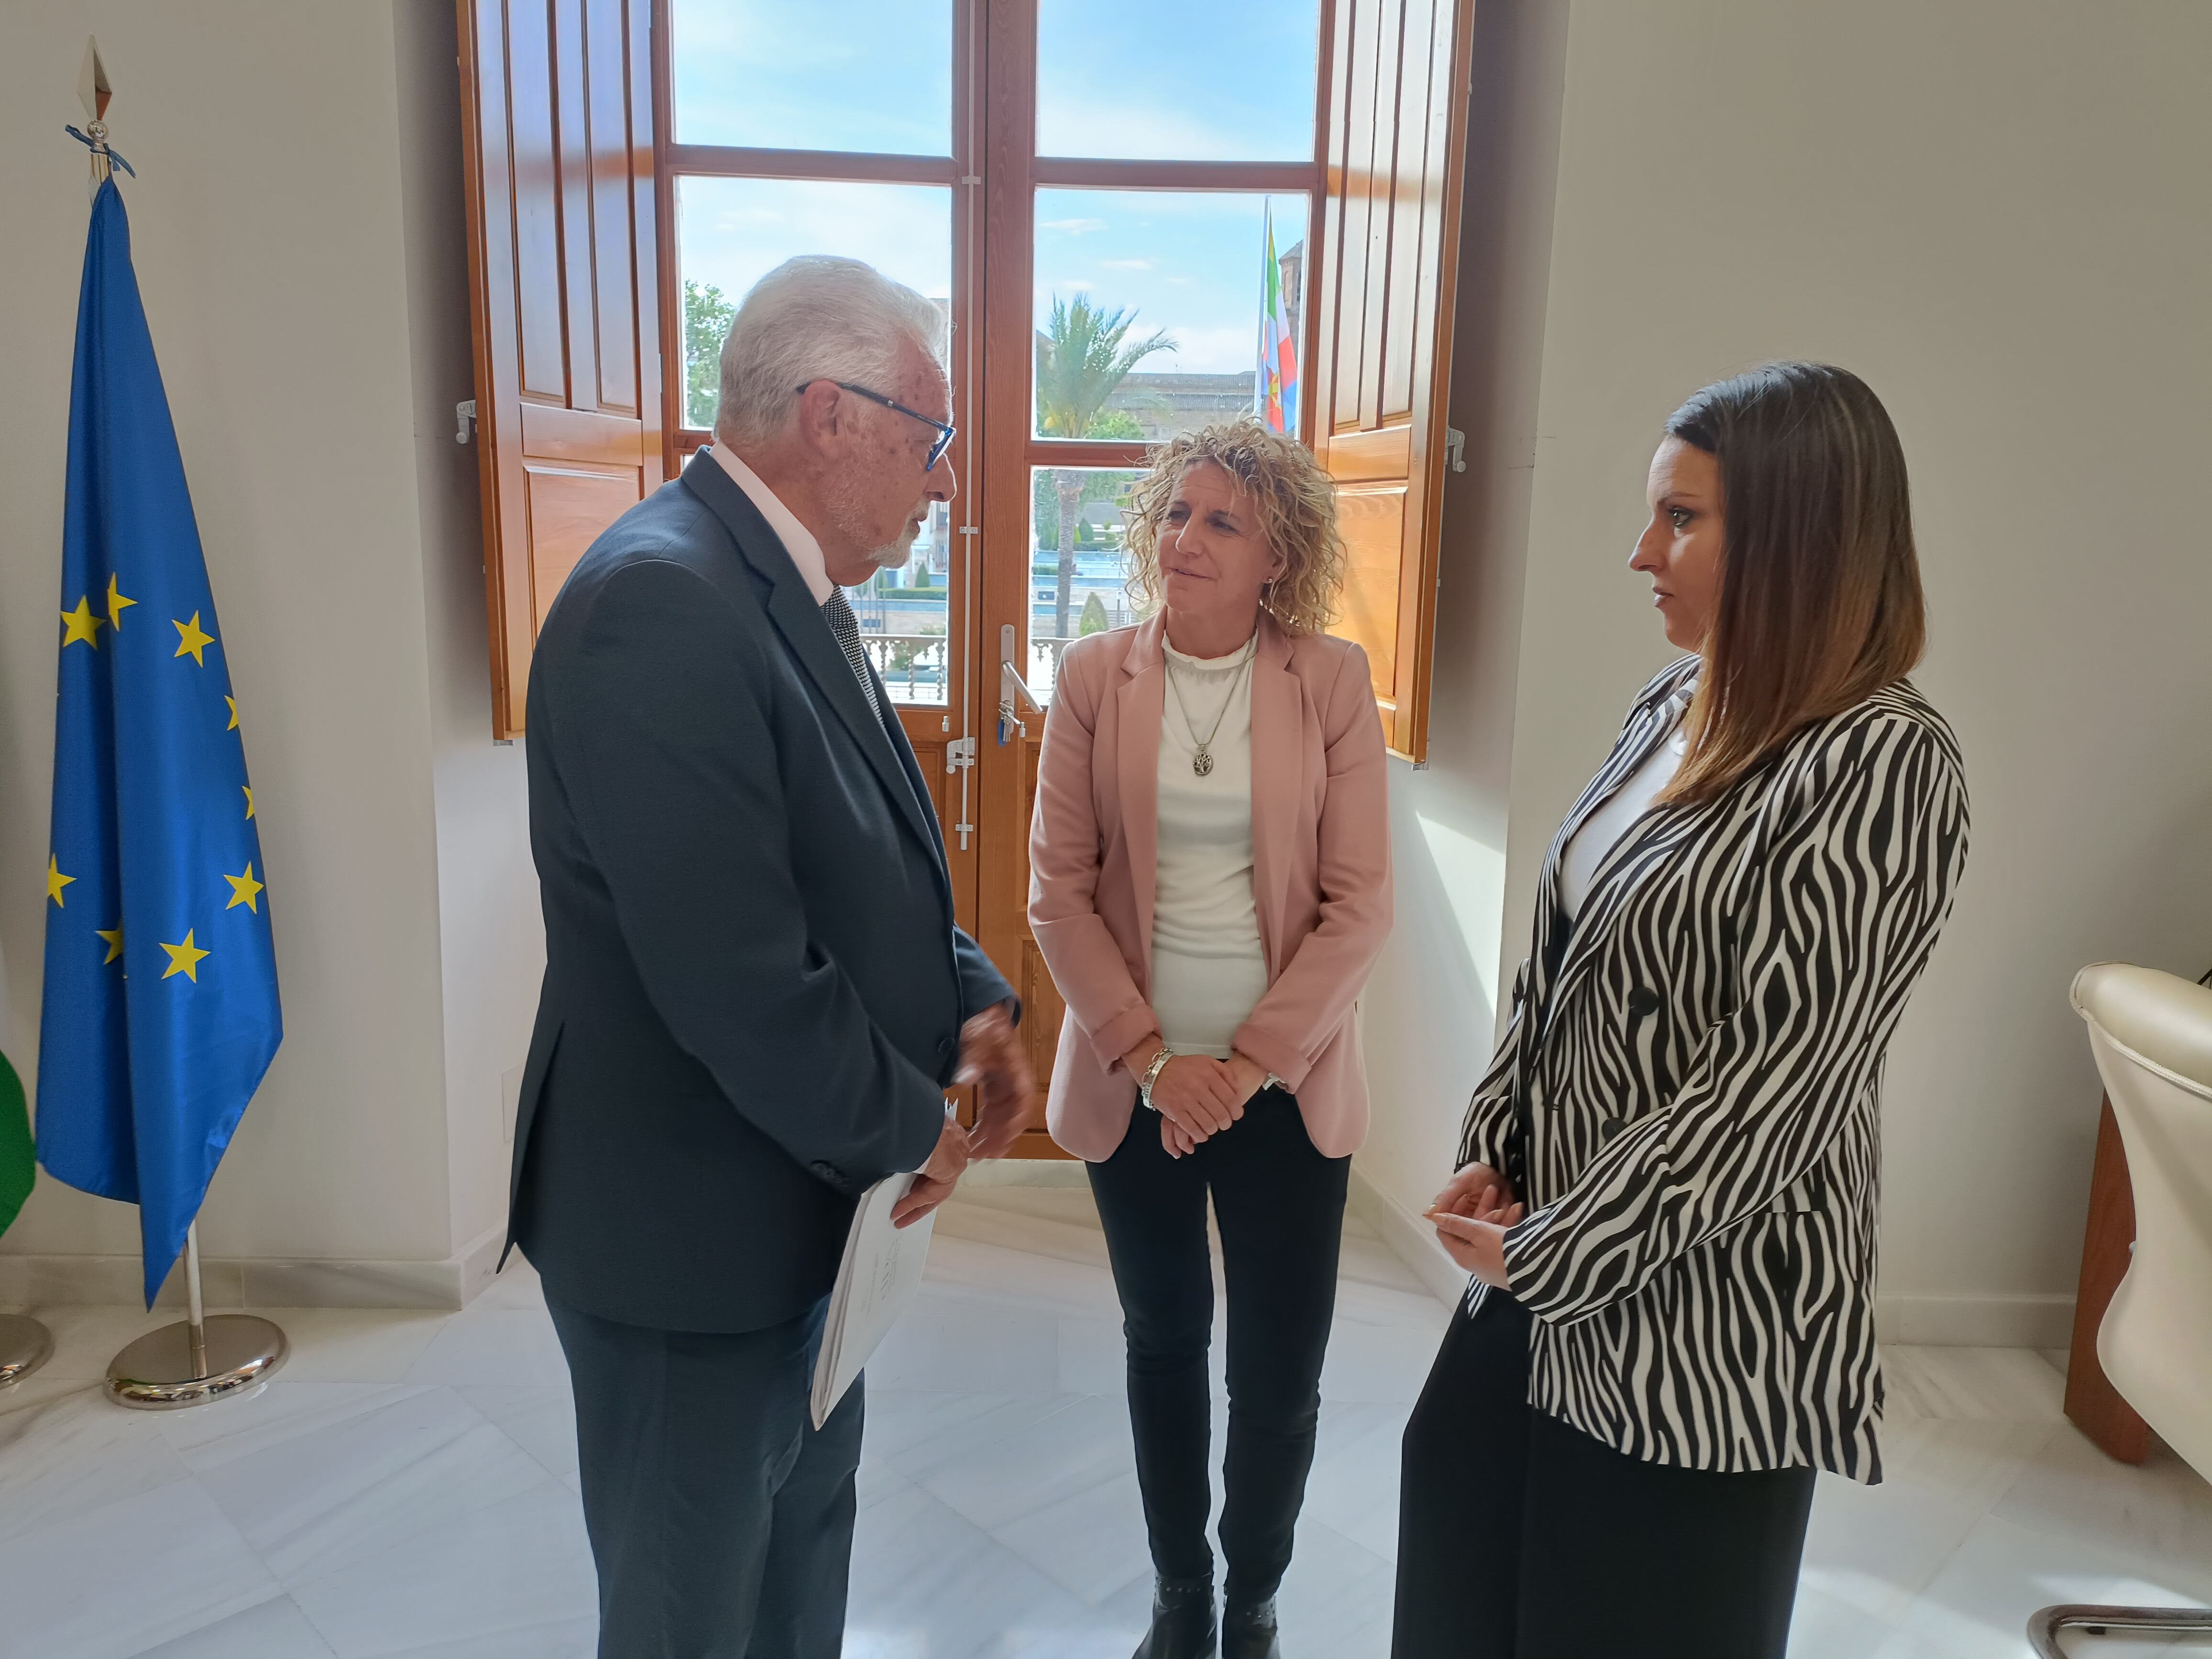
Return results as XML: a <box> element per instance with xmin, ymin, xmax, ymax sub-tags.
<box><xmin>672</xmin><ymin>1</ymin><xmax>1321</xmax><ymax>378</ymax></box>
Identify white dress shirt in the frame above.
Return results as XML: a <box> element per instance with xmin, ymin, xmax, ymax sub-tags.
<box><xmin>708</xmin><ymin>443</ymin><xmax>834</xmax><ymax>604</ymax></box>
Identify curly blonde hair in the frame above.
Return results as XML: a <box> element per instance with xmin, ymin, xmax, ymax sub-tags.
<box><xmin>1121</xmin><ymin>419</ymin><xmax>1347</xmax><ymax>636</ymax></box>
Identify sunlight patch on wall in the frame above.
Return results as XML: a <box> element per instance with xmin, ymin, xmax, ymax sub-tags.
<box><xmin>1416</xmin><ymin>812</ymin><xmax>1507</xmax><ymax>1013</ymax></box>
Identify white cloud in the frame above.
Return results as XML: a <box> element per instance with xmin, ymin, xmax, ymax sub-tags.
<box><xmin>1100</xmin><ymin>258</ymin><xmax>1155</xmax><ymax>271</ymax></box>
<box><xmin>1040</xmin><ymin>217</ymin><xmax>1109</xmax><ymax>234</ymax></box>
<box><xmin>678</xmin><ymin>177</ymin><xmax>951</xmax><ymax>302</ymax></box>
<box><xmin>1157</xmin><ymin>323</ymin><xmax>1256</xmax><ymax>375</ymax></box>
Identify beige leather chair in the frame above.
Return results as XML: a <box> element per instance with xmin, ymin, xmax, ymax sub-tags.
<box><xmin>2029</xmin><ymin>962</ymin><xmax>2212</xmax><ymax>1656</ymax></box>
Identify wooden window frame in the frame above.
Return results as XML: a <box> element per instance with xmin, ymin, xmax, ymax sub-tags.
<box><xmin>989</xmin><ymin>13</ymin><xmax>1336</xmax><ymax>484</ymax></box>
<box><xmin>651</xmin><ymin>2</ymin><xmax>981</xmax><ymax>472</ymax></box>
<box><xmin>651</xmin><ymin>2</ymin><xmax>1334</xmax><ymax>486</ymax></box>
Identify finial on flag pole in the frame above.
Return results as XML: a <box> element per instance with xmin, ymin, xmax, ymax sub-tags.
<box><xmin>77</xmin><ymin>38</ymin><xmax>116</xmax><ymax>197</ymax></box>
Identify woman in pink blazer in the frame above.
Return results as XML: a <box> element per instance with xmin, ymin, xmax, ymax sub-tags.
<box><xmin>1029</xmin><ymin>420</ymin><xmax>1392</xmax><ymax>1659</ymax></box>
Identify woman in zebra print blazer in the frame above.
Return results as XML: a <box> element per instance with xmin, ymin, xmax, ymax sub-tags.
<box><xmin>1391</xmin><ymin>363</ymin><xmax>1969</xmax><ymax>1659</ymax></box>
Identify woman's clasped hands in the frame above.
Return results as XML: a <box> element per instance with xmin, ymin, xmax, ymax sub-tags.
<box><xmin>1425</xmin><ymin>1161</ymin><xmax>1526</xmax><ymax>1288</ymax></box>
<box><xmin>1124</xmin><ymin>1040</ymin><xmax>1270</xmax><ymax>1158</ymax></box>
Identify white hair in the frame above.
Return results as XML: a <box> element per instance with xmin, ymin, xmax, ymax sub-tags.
<box><xmin>713</xmin><ymin>255</ymin><xmax>948</xmax><ymax>447</ymax></box>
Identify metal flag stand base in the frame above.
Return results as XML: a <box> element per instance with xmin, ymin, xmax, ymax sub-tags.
<box><xmin>105</xmin><ymin>1223</ymin><xmax>287</xmax><ymax>1410</ymax></box>
<box><xmin>0</xmin><ymin>1314</ymin><xmax>55</xmax><ymax>1390</ymax></box>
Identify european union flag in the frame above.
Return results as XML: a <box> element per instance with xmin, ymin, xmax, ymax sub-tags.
<box><xmin>38</xmin><ymin>178</ymin><xmax>282</xmax><ymax>1307</ymax></box>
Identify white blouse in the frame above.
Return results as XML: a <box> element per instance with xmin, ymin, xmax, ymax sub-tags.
<box><xmin>1150</xmin><ymin>637</ymin><xmax>1269</xmax><ymax>1059</ymax></box>
<box><xmin>1558</xmin><ymin>713</ymin><xmax>1688</xmax><ymax>921</ymax></box>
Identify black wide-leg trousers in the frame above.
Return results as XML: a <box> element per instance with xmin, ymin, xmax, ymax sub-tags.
<box><xmin>1087</xmin><ymin>1087</ymin><xmax>1350</xmax><ymax>1604</ymax></box>
<box><xmin>544</xmin><ymin>1287</ymin><xmax>863</xmax><ymax>1659</ymax></box>
<box><xmin>1392</xmin><ymin>1290</ymin><xmax>1817</xmax><ymax>1659</ymax></box>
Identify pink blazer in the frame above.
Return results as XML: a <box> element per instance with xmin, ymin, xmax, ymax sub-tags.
<box><xmin>1027</xmin><ymin>612</ymin><xmax>1393</xmax><ymax>1161</ymax></box>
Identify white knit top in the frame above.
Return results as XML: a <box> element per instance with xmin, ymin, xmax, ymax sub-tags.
<box><xmin>1149</xmin><ymin>636</ymin><xmax>1268</xmax><ymax>1059</ymax></box>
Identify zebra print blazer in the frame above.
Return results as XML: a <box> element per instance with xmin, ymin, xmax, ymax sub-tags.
<box><xmin>1460</xmin><ymin>656</ymin><xmax>1969</xmax><ymax>1482</ymax></box>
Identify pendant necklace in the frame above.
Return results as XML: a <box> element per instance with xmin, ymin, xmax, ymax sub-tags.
<box><xmin>1165</xmin><ymin>639</ymin><xmax>1254</xmax><ymax>778</ymax></box>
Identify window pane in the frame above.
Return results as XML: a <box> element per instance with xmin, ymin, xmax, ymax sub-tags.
<box><xmin>852</xmin><ymin>499</ymin><xmax>953</xmax><ymax>706</ymax></box>
<box><xmin>670</xmin><ymin>0</ymin><xmax>952</xmax><ymax>155</ymax></box>
<box><xmin>677</xmin><ymin>177</ymin><xmax>955</xmax><ymax>704</ymax></box>
<box><xmin>676</xmin><ymin>177</ymin><xmax>952</xmax><ymax>430</ymax></box>
<box><xmin>1033</xmin><ymin>190</ymin><xmax>1309</xmax><ymax>443</ymax></box>
<box><xmin>1036</xmin><ymin>0</ymin><xmax>1321</xmax><ymax>161</ymax></box>
<box><xmin>1028</xmin><ymin>465</ymin><xmax>1147</xmax><ymax>701</ymax></box>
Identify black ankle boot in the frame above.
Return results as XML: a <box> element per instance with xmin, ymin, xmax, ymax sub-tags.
<box><xmin>1221</xmin><ymin>1596</ymin><xmax>1282</xmax><ymax>1659</ymax></box>
<box><xmin>1133</xmin><ymin>1574</ymin><xmax>1217</xmax><ymax>1659</ymax></box>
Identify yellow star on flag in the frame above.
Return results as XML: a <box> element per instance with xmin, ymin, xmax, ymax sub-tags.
<box><xmin>226</xmin><ymin>696</ymin><xmax>241</xmax><ymax>732</ymax></box>
<box><xmin>243</xmin><ymin>785</ymin><xmax>255</xmax><ymax>819</ymax></box>
<box><xmin>173</xmin><ymin>611</ymin><xmax>215</xmax><ymax>665</ymax></box>
<box><xmin>159</xmin><ymin>930</ymin><xmax>211</xmax><ymax>982</ymax></box>
<box><xmin>98</xmin><ymin>926</ymin><xmax>125</xmax><ymax>964</ymax></box>
<box><xmin>107</xmin><ymin>573</ymin><xmax>137</xmax><ymax>630</ymax></box>
<box><xmin>47</xmin><ymin>855</ymin><xmax>76</xmax><ymax>906</ymax></box>
<box><xmin>61</xmin><ymin>596</ymin><xmax>105</xmax><ymax>649</ymax></box>
<box><xmin>223</xmin><ymin>863</ymin><xmax>265</xmax><ymax>914</ymax></box>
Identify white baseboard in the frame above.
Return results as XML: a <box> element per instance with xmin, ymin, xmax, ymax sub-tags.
<box><xmin>0</xmin><ymin>1225</ymin><xmax>511</xmax><ymax>1313</ymax></box>
<box><xmin>1873</xmin><ymin>1292</ymin><xmax>2076</xmax><ymax>1350</ymax></box>
<box><xmin>1346</xmin><ymin>1166</ymin><xmax>2078</xmax><ymax>1349</ymax></box>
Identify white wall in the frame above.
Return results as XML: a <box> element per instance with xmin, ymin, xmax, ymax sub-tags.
<box><xmin>1356</xmin><ymin>0</ymin><xmax>1570</xmax><ymax>1259</ymax></box>
<box><xmin>0</xmin><ymin>1</ymin><xmax>535</xmax><ymax>1303</ymax></box>
<box><xmin>392</xmin><ymin>0</ymin><xmax>546</xmax><ymax>1268</ymax></box>
<box><xmin>1361</xmin><ymin>0</ymin><xmax>2212</xmax><ymax>1345</ymax></box>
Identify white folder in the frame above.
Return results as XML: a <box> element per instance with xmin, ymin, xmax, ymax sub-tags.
<box><xmin>810</xmin><ymin>1171</ymin><xmax>935</xmax><ymax>1428</ymax></box>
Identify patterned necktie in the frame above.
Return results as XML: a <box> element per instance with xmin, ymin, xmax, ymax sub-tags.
<box><xmin>819</xmin><ymin>586</ymin><xmax>883</xmax><ymax>724</ymax></box>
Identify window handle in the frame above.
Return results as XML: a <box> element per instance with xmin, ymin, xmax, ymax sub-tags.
<box><xmin>998</xmin><ymin>622</ymin><xmax>1045</xmax><ymax>744</ymax></box>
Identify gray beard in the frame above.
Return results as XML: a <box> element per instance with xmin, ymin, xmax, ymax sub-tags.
<box><xmin>826</xmin><ymin>471</ymin><xmax>918</xmax><ymax>571</ymax></box>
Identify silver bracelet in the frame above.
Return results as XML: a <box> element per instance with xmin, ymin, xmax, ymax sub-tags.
<box><xmin>1137</xmin><ymin>1046</ymin><xmax>1174</xmax><ymax>1111</ymax></box>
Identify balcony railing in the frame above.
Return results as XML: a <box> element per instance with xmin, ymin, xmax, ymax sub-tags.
<box><xmin>854</xmin><ymin>613</ymin><xmax>1140</xmax><ymax>709</ymax></box>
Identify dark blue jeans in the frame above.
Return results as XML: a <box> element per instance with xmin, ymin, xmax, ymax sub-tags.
<box><xmin>1087</xmin><ymin>1087</ymin><xmax>1350</xmax><ymax>1604</ymax></box>
<box><xmin>544</xmin><ymin>1288</ymin><xmax>862</xmax><ymax>1659</ymax></box>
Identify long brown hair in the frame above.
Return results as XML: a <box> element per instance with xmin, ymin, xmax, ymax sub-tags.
<box><xmin>1661</xmin><ymin>362</ymin><xmax>1927</xmax><ymax>805</ymax></box>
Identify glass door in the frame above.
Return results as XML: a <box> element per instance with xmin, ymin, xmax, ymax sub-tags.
<box><xmin>656</xmin><ymin>0</ymin><xmax>1332</xmax><ymax>1155</ymax></box>
<box><xmin>970</xmin><ymin>0</ymin><xmax>1329</xmax><ymax>1153</ymax></box>
<box><xmin>659</xmin><ymin>0</ymin><xmax>985</xmax><ymax>921</ymax></box>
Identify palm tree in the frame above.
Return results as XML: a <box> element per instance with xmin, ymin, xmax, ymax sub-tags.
<box><xmin>1035</xmin><ymin>296</ymin><xmax>1173</xmax><ymax>641</ymax></box>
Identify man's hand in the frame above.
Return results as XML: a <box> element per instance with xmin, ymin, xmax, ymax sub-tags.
<box><xmin>955</xmin><ymin>1002</ymin><xmax>1035</xmax><ymax>1161</ymax></box>
<box><xmin>892</xmin><ymin>1115</ymin><xmax>971</xmax><ymax>1228</ymax></box>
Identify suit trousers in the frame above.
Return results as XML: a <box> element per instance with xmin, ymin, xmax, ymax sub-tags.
<box><xmin>544</xmin><ymin>1286</ymin><xmax>864</xmax><ymax>1659</ymax></box>
<box><xmin>1391</xmin><ymin>1290</ymin><xmax>1816</xmax><ymax>1659</ymax></box>
<box><xmin>1086</xmin><ymin>1088</ymin><xmax>1350</xmax><ymax>1604</ymax></box>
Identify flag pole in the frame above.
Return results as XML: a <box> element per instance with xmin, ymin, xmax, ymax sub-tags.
<box><xmin>49</xmin><ymin>48</ymin><xmax>290</xmax><ymax>1409</ymax></box>
<box><xmin>184</xmin><ymin>1222</ymin><xmax>209</xmax><ymax>1378</ymax></box>
<box><xmin>106</xmin><ymin>1226</ymin><xmax>288</xmax><ymax>1410</ymax></box>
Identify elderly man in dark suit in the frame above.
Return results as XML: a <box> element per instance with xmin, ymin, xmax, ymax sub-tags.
<box><xmin>504</xmin><ymin>254</ymin><xmax>1033</xmax><ymax>1659</ymax></box>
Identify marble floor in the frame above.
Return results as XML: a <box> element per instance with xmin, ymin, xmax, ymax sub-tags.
<box><xmin>2</xmin><ymin>1181</ymin><xmax>2209</xmax><ymax>1659</ymax></box>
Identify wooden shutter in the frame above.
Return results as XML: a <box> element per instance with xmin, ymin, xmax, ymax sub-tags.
<box><xmin>1309</xmin><ymin>0</ymin><xmax>1475</xmax><ymax>762</ymax></box>
<box><xmin>459</xmin><ymin>0</ymin><xmax>664</xmax><ymax>738</ymax></box>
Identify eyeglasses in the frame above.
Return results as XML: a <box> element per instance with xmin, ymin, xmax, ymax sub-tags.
<box><xmin>795</xmin><ymin>379</ymin><xmax>957</xmax><ymax>472</ymax></box>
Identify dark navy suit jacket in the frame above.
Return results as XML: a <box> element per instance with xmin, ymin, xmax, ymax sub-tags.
<box><xmin>506</xmin><ymin>449</ymin><xmax>1014</xmax><ymax>1332</ymax></box>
